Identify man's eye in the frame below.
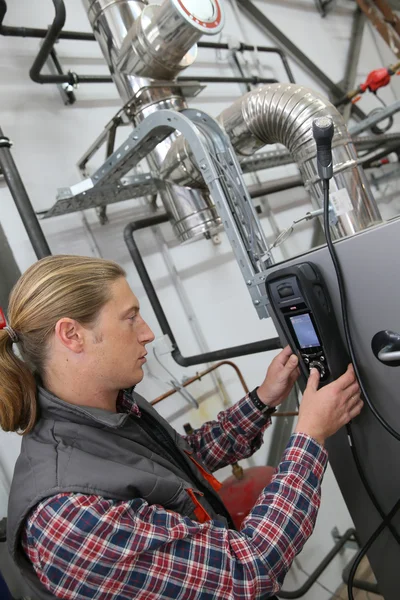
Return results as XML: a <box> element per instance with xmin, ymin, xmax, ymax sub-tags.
<box><xmin>129</xmin><ymin>315</ymin><xmax>137</xmax><ymax>322</ymax></box>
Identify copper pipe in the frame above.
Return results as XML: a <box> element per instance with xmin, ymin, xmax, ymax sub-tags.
<box><xmin>150</xmin><ymin>360</ymin><xmax>298</xmax><ymax>417</ymax></box>
<box><xmin>151</xmin><ymin>360</ymin><xmax>249</xmax><ymax>406</ymax></box>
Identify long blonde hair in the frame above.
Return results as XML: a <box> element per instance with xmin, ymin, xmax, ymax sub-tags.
<box><xmin>0</xmin><ymin>255</ymin><xmax>126</xmax><ymax>434</ymax></box>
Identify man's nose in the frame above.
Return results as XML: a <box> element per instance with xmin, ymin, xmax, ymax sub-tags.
<box><xmin>140</xmin><ymin>321</ymin><xmax>155</xmax><ymax>344</ymax></box>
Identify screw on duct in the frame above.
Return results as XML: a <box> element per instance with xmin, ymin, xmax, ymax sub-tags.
<box><xmin>117</xmin><ymin>0</ymin><xmax>225</xmax><ymax>80</ymax></box>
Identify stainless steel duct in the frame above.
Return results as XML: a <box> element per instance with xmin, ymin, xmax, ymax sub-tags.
<box><xmin>161</xmin><ymin>83</ymin><xmax>383</xmax><ymax>239</ymax></box>
<box><xmin>82</xmin><ymin>0</ymin><xmax>224</xmax><ymax>242</ymax></box>
<box><xmin>117</xmin><ymin>0</ymin><xmax>224</xmax><ymax>80</ymax></box>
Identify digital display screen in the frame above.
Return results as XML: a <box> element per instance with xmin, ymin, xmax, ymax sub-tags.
<box><xmin>290</xmin><ymin>313</ymin><xmax>321</xmax><ymax>349</ymax></box>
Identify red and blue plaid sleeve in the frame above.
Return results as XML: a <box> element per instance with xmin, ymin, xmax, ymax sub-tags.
<box><xmin>183</xmin><ymin>393</ymin><xmax>273</xmax><ymax>472</ymax></box>
<box><xmin>22</xmin><ymin>433</ymin><xmax>328</xmax><ymax>600</ymax></box>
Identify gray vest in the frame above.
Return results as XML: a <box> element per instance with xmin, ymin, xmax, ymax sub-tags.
<box><xmin>7</xmin><ymin>386</ymin><xmax>232</xmax><ymax>599</ymax></box>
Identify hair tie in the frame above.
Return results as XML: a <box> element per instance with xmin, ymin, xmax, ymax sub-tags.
<box><xmin>4</xmin><ymin>326</ymin><xmax>19</xmax><ymax>344</ymax></box>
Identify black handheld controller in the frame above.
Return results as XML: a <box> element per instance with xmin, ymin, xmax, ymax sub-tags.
<box><xmin>266</xmin><ymin>262</ymin><xmax>348</xmax><ymax>388</ymax></box>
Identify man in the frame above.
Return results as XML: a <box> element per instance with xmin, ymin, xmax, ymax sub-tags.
<box><xmin>2</xmin><ymin>255</ymin><xmax>362</xmax><ymax>599</ymax></box>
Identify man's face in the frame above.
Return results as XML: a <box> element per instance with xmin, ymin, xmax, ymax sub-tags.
<box><xmin>87</xmin><ymin>277</ymin><xmax>155</xmax><ymax>390</ymax></box>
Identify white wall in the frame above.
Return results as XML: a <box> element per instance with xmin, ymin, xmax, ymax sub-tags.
<box><xmin>1</xmin><ymin>0</ymin><xmax>400</xmax><ymax>597</ymax></box>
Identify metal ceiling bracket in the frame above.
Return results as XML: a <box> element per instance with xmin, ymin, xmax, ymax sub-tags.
<box><xmin>50</xmin><ymin>108</ymin><xmax>273</xmax><ymax>317</ymax></box>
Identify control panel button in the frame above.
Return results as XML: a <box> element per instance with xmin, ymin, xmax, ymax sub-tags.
<box><xmin>278</xmin><ymin>285</ymin><xmax>294</xmax><ymax>298</ymax></box>
<box><xmin>309</xmin><ymin>360</ymin><xmax>326</xmax><ymax>379</ymax></box>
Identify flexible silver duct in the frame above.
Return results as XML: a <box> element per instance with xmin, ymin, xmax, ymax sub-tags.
<box><xmin>82</xmin><ymin>0</ymin><xmax>224</xmax><ymax>242</ymax></box>
<box><xmin>161</xmin><ymin>83</ymin><xmax>382</xmax><ymax>239</ymax></box>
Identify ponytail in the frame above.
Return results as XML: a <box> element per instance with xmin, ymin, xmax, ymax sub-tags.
<box><xmin>0</xmin><ymin>255</ymin><xmax>126</xmax><ymax>435</ymax></box>
<box><xmin>0</xmin><ymin>329</ymin><xmax>36</xmax><ymax>434</ymax></box>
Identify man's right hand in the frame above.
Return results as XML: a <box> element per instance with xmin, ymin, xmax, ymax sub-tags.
<box><xmin>294</xmin><ymin>365</ymin><xmax>363</xmax><ymax>446</ymax></box>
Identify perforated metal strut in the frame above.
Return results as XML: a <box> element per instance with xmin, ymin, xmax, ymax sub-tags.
<box><xmin>47</xmin><ymin>109</ymin><xmax>272</xmax><ymax>317</ymax></box>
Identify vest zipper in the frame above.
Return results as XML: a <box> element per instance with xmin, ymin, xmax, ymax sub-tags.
<box><xmin>137</xmin><ymin>410</ymin><xmax>235</xmax><ymax>528</ymax></box>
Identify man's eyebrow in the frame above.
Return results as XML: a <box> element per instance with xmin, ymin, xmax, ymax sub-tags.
<box><xmin>121</xmin><ymin>304</ymin><xmax>140</xmax><ymax>317</ymax></box>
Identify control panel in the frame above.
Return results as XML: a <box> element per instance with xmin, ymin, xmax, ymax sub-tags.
<box><xmin>266</xmin><ymin>262</ymin><xmax>348</xmax><ymax>388</ymax></box>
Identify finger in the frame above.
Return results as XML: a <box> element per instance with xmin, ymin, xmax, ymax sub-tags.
<box><xmin>306</xmin><ymin>368</ymin><xmax>320</xmax><ymax>392</ymax></box>
<box><xmin>289</xmin><ymin>367</ymin><xmax>300</xmax><ymax>385</ymax></box>
<box><xmin>275</xmin><ymin>345</ymin><xmax>294</xmax><ymax>366</ymax></box>
<box><xmin>346</xmin><ymin>394</ymin><xmax>362</xmax><ymax>412</ymax></box>
<box><xmin>336</xmin><ymin>365</ymin><xmax>357</xmax><ymax>391</ymax></box>
<box><xmin>343</xmin><ymin>382</ymin><xmax>361</xmax><ymax>402</ymax></box>
<box><xmin>348</xmin><ymin>400</ymin><xmax>364</xmax><ymax>420</ymax></box>
<box><xmin>283</xmin><ymin>353</ymin><xmax>299</xmax><ymax>374</ymax></box>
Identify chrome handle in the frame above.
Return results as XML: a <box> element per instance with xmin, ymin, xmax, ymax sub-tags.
<box><xmin>377</xmin><ymin>347</ymin><xmax>400</xmax><ymax>363</ymax></box>
<box><xmin>372</xmin><ymin>330</ymin><xmax>400</xmax><ymax>366</ymax></box>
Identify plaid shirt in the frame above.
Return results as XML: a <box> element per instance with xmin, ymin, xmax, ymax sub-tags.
<box><xmin>21</xmin><ymin>393</ymin><xmax>328</xmax><ymax>599</ymax></box>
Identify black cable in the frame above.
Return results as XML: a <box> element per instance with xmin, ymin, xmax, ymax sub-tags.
<box><xmin>322</xmin><ymin>178</ymin><xmax>400</xmax><ymax>597</ymax></box>
<box><xmin>346</xmin><ymin>422</ymin><xmax>400</xmax><ymax>545</ymax></box>
<box><xmin>322</xmin><ymin>179</ymin><xmax>400</xmax><ymax>440</ymax></box>
<box><xmin>347</xmin><ymin>497</ymin><xmax>400</xmax><ymax>600</ymax></box>
<box><xmin>322</xmin><ymin>177</ymin><xmax>400</xmax><ymax>538</ymax></box>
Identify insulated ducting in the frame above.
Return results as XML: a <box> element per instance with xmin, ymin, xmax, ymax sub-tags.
<box><xmin>161</xmin><ymin>83</ymin><xmax>382</xmax><ymax>239</ymax></box>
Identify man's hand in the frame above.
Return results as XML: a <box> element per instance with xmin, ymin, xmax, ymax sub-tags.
<box><xmin>294</xmin><ymin>364</ymin><xmax>363</xmax><ymax>446</ymax></box>
<box><xmin>256</xmin><ymin>346</ymin><xmax>300</xmax><ymax>408</ymax></box>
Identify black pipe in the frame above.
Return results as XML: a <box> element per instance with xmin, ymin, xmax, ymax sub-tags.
<box><xmin>198</xmin><ymin>41</ymin><xmax>296</xmax><ymax>84</ymax></box>
<box><xmin>1</xmin><ymin>25</ymin><xmax>95</xmax><ymax>40</ymax></box>
<box><xmin>0</xmin><ymin>20</ymin><xmax>294</xmax><ymax>87</ymax></box>
<box><xmin>178</xmin><ymin>76</ymin><xmax>278</xmax><ymax>85</ymax></box>
<box><xmin>359</xmin><ymin>144</ymin><xmax>400</xmax><ymax>169</ymax></box>
<box><xmin>231</xmin><ymin>53</ymin><xmax>252</xmax><ymax>92</ymax></box>
<box><xmin>29</xmin><ymin>0</ymin><xmax>67</xmax><ymax>84</ymax></box>
<box><xmin>0</xmin><ymin>129</ymin><xmax>51</xmax><ymax>259</ymax></box>
<box><xmin>277</xmin><ymin>529</ymin><xmax>358</xmax><ymax>599</ymax></box>
<box><xmin>248</xmin><ymin>175</ymin><xmax>303</xmax><ymax>198</ymax></box>
<box><xmin>0</xmin><ymin>0</ymin><xmax>6</xmax><ymax>28</ymax></box>
<box><xmin>49</xmin><ymin>48</ymin><xmax>76</xmax><ymax>105</ymax></box>
<box><xmin>0</xmin><ymin>7</ymin><xmax>293</xmax><ymax>86</ymax></box>
<box><xmin>342</xmin><ymin>560</ymin><xmax>381</xmax><ymax>595</ymax></box>
<box><xmin>29</xmin><ymin>0</ymin><xmax>112</xmax><ymax>85</ymax></box>
<box><xmin>124</xmin><ymin>216</ymin><xmax>281</xmax><ymax>367</ymax></box>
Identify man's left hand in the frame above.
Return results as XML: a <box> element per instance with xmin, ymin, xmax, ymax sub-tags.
<box><xmin>256</xmin><ymin>346</ymin><xmax>300</xmax><ymax>408</ymax></box>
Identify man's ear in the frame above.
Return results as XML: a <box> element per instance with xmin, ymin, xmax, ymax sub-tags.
<box><xmin>54</xmin><ymin>318</ymin><xmax>85</xmax><ymax>353</ymax></box>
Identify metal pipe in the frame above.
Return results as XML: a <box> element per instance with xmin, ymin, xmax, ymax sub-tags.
<box><xmin>117</xmin><ymin>0</ymin><xmax>224</xmax><ymax>80</ymax></box>
<box><xmin>240</xmin><ymin>133</ymin><xmax>400</xmax><ymax>173</ymax></box>
<box><xmin>83</xmin><ymin>0</ymin><xmax>222</xmax><ymax>243</ymax></box>
<box><xmin>29</xmin><ymin>0</ymin><xmax>68</xmax><ymax>84</ymax></box>
<box><xmin>151</xmin><ymin>360</ymin><xmax>250</xmax><ymax>405</ymax></box>
<box><xmin>0</xmin><ymin>25</ymin><xmax>95</xmax><ymax>40</ymax></box>
<box><xmin>0</xmin><ymin>0</ymin><xmax>6</xmax><ymax>27</ymax></box>
<box><xmin>0</xmin><ymin>129</ymin><xmax>51</xmax><ymax>258</ymax></box>
<box><xmin>197</xmin><ymin>41</ymin><xmax>295</xmax><ymax>83</ymax></box>
<box><xmin>178</xmin><ymin>76</ymin><xmax>278</xmax><ymax>85</ymax></box>
<box><xmin>342</xmin><ymin>560</ymin><xmax>381</xmax><ymax>595</ymax></box>
<box><xmin>349</xmin><ymin>100</ymin><xmax>400</xmax><ymax>136</ymax></box>
<box><xmin>151</xmin><ymin>359</ymin><xmax>297</xmax><ymax>416</ymax></box>
<box><xmin>359</xmin><ymin>143</ymin><xmax>400</xmax><ymax>168</ymax></box>
<box><xmin>248</xmin><ymin>175</ymin><xmax>303</xmax><ymax>198</ymax></box>
<box><xmin>29</xmin><ymin>0</ymin><xmax>112</xmax><ymax>84</ymax></box>
<box><xmin>0</xmin><ymin>16</ymin><xmax>294</xmax><ymax>83</ymax></box>
<box><xmin>278</xmin><ymin>529</ymin><xmax>358</xmax><ymax>599</ymax></box>
<box><xmin>161</xmin><ymin>83</ymin><xmax>382</xmax><ymax>240</ymax></box>
<box><xmin>236</xmin><ymin>0</ymin><xmax>367</xmax><ymax>122</ymax></box>
<box><xmin>123</xmin><ymin>215</ymin><xmax>282</xmax><ymax>367</ymax></box>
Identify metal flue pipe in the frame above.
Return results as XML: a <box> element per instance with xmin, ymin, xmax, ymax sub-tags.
<box><xmin>82</xmin><ymin>0</ymin><xmax>224</xmax><ymax>242</ymax></box>
<box><xmin>117</xmin><ymin>0</ymin><xmax>224</xmax><ymax>80</ymax></box>
<box><xmin>161</xmin><ymin>83</ymin><xmax>382</xmax><ymax>239</ymax></box>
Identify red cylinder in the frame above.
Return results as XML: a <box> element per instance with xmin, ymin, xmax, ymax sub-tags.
<box><xmin>219</xmin><ymin>465</ymin><xmax>276</xmax><ymax>530</ymax></box>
